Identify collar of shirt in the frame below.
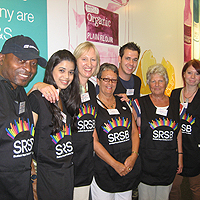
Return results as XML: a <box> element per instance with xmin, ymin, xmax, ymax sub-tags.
<box><xmin>0</xmin><ymin>75</ymin><xmax>21</xmax><ymax>100</ymax></box>
<box><xmin>79</xmin><ymin>82</ymin><xmax>88</xmax><ymax>94</ymax></box>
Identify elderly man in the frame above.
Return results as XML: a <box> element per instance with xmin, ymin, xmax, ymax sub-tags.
<box><xmin>0</xmin><ymin>35</ymin><xmax>46</xmax><ymax>200</ymax></box>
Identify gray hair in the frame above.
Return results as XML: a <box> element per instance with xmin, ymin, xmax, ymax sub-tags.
<box><xmin>97</xmin><ymin>63</ymin><xmax>118</xmax><ymax>79</ymax></box>
<box><xmin>146</xmin><ymin>63</ymin><xmax>169</xmax><ymax>85</ymax></box>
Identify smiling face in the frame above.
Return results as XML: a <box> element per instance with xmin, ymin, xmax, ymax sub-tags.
<box><xmin>0</xmin><ymin>53</ymin><xmax>37</xmax><ymax>89</ymax></box>
<box><xmin>149</xmin><ymin>73</ymin><xmax>167</xmax><ymax>96</ymax></box>
<box><xmin>52</xmin><ymin>60</ymin><xmax>75</xmax><ymax>91</ymax></box>
<box><xmin>97</xmin><ymin>69</ymin><xmax>118</xmax><ymax>97</ymax></box>
<box><xmin>76</xmin><ymin>47</ymin><xmax>97</xmax><ymax>83</ymax></box>
<box><xmin>118</xmin><ymin>49</ymin><xmax>139</xmax><ymax>80</ymax></box>
<box><xmin>184</xmin><ymin>65</ymin><xmax>200</xmax><ymax>87</ymax></box>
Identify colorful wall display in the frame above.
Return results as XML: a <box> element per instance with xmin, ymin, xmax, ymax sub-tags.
<box><xmin>0</xmin><ymin>0</ymin><xmax>47</xmax><ymax>92</ymax></box>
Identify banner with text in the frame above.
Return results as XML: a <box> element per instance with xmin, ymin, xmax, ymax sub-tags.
<box><xmin>84</xmin><ymin>1</ymin><xmax>118</xmax><ymax>46</ymax></box>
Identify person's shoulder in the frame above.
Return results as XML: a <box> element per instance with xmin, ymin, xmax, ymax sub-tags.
<box><xmin>132</xmin><ymin>74</ymin><xmax>141</xmax><ymax>89</ymax></box>
<box><xmin>171</xmin><ymin>87</ymin><xmax>182</xmax><ymax>98</ymax></box>
<box><xmin>169</xmin><ymin>95</ymin><xmax>180</xmax><ymax>106</ymax></box>
<box><xmin>28</xmin><ymin>90</ymin><xmax>43</xmax><ymax>100</ymax></box>
<box><xmin>132</xmin><ymin>74</ymin><xmax>141</xmax><ymax>80</ymax></box>
<box><xmin>172</xmin><ymin>88</ymin><xmax>182</xmax><ymax>93</ymax></box>
<box><xmin>140</xmin><ymin>94</ymin><xmax>149</xmax><ymax>99</ymax></box>
<box><xmin>88</xmin><ymin>79</ymin><xmax>95</xmax><ymax>89</ymax></box>
<box><xmin>88</xmin><ymin>79</ymin><xmax>96</xmax><ymax>95</ymax></box>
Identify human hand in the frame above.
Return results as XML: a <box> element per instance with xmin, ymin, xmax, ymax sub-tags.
<box><xmin>177</xmin><ymin>154</ymin><xmax>183</xmax><ymax>174</ymax></box>
<box><xmin>113</xmin><ymin>161</ymin><xmax>129</xmax><ymax>176</ymax></box>
<box><xmin>124</xmin><ymin>154</ymin><xmax>137</xmax><ymax>173</ymax></box>
<box><xmin>37</xmin><ymin>83</ymin><xmax>59</xmax><ymax>103</ymax></box>
<box><xmin>115</xmin><ymin>93</ymin><xmax>129</xmax><ymax>102</ymax></box>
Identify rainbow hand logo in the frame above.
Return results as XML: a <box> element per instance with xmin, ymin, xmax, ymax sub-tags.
<box><xmin>6</xmin><ymin>118</ymin><xmax>34</xmax><ymax>139</ymax></box>
<box><xmin>51</xmin><ymin>124</ymin><xmax>71</xmax><ymax>144</ymax></box>
<box><xmin>181</xmin><ymin>113</ymin><xmax>195</xmax><ymax>125</ymax></box>
<box><xmin>149</xmin><ymin>117</ymin><xmax>178</xmax><ymax>130</ymax></box>
<box><xmin>102</xmin><ymin>117</ymin><xmax>131</xmax><ymax>133</ymax></box>
<box><xmin>77</xmin><ymin>103</ymin><xmax>97</xmax><ymax>119</ymax></box>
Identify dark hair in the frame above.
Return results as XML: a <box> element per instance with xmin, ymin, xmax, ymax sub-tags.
<box><xmin>97</xmin><ymin>63</ymin><xmax>118</xmax><ymax>79</ymax></box>
<box><xmin>43</xmin><ymin>49</ymin><xmax>80</xmax><ymax>135</ymax></box>
<box><xmin>182</xmin><ymin>59</ymin><xmax>200</xmax><ymax>86</ymax></box>
<box><xmin>119</xmin><ymin>42</ymin><xmax>141</xmax><ymax>59</ymax></box>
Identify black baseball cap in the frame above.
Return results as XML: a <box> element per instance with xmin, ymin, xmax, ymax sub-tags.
<box><xmin>1</xmin><ymin>35</ymin><xmax>47</xmax><ymax>67</ymax></box>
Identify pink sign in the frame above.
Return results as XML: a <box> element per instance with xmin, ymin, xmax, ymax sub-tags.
<box><xmin>84</xmin><ymin>2</ymin><xmax>119</xmax><ymax>46</ymax></box>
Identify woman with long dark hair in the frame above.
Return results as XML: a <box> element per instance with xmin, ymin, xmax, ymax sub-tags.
<box><xmin>31</xmin><ymin>42</ymin><xmax>100</xmax><ymax>200</ymax></box>
<box><xmin>28</xmin><ymin>50</ymin><xmax>80</xmax><ymax>200</ymax></box>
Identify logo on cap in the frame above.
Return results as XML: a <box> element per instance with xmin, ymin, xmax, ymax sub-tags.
<box><xmin>23</xmin><ymin>45</ymin><xmax>39</xmax><ymax>52</ymax></box>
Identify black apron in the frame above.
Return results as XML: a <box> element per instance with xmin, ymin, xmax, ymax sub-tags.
<box><xmin>29</xmin><ymin>90</ymin><xmax>74</xmax><ymax>200</ymax></box>
<box><xmin>137</xmin><ymin>95</ymin><xmax>180</xmax><ymax>185</ymax></box>
<box><xmin>0</xmin><ymin>78</ymin><xmax>34</xmax><ymax>200</ymax></box>
<box><xmin>94</xmin><ymin>96</ymin><xmax>141</xmax><ymax>193</ymax></box>
<box><xmin>72</xmin><ymin>80</ymin><xmax>98</xmax><ymax>187</ymax></box>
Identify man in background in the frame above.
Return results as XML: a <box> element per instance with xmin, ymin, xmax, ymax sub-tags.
<box><xmin>114</xmin><ymin>42</ymin><xmax>141</xmax><ymax>100</ymax></box>
<box><xmin>0</xmin><ymin>35</ymin><xmax>46</xmax><ymax>199</ymax></box>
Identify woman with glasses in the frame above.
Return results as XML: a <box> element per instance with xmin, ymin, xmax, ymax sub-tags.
<box><xmin>91</xmin><ymin>63</ymin><xmax>141</xmax><ymax>200</ymax></box>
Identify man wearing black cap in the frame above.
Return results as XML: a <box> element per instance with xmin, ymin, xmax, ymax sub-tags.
<box><xmin>0</xmin><ymin>35</ymin><xmax>46</xmax><ymax>199</ymax></box>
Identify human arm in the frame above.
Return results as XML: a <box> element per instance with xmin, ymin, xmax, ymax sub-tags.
<box><xmin>124</xmin><ymin>112</ymin><xmax>140</xmax><ymax>171</ymax></box>
<box><xmin>177</xmin><ymin>129</ymin><xmax>183</xmax><ymax>174</ymax></box>
<box><xmin>27</xmin><ymin>82</ymin><xmax>59</xmax><ymax>103</ymax></box>
<box><xmin>32</xmin><ymin>111</ymin><xmax>38</xmax><ymax>127</ymax></box>
<box><xmin>31</xmin><ymin>159</ymin><xmax>38</xmax><ymax>200</ymax></box>
<box><xmin>93</xmin><ymin>129</ymin><xmax>129</xmax><ymax>176</ymax></box>
<box><xmin>114</xmin><ymin>93</ymin><xmax>129</xmax><ymax>102</ymax></box>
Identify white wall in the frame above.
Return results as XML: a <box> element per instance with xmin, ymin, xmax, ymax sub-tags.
<box><xmin>47</xmin><ymin>0</ymin><xmax>185</xmax><ymax>88</ymax></box>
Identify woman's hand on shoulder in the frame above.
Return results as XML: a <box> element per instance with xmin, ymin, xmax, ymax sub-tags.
<box><xmin>115</xmin><ymin>93</ymin><xmax>129</xmax><ymax>102</ymax></box>
<box><xmin>32</xmin><ymin>82</ymin><xmax>59</xmax><ymax>103</ymax></box>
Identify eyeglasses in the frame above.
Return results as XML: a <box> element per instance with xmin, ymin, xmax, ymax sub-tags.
<box><xmin>100</xmin><ymin>78</ymin><xmax>118</xmax><ymax>83</ymax></box>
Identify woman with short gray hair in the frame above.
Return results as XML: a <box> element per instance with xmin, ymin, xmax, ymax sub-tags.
<box><xmin>132</xmin><ymin>63</ymin><xmax>183</xmax><ymax>200</ymax></box>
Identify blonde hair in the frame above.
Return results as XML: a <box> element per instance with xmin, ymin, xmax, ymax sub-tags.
<box><xmin>73</xmin><ymin>41</ymin><xmax>100</xmax><ymax>76</ymax></box>
<box><xmin>146</xmin><ymin>63</ymin><xmax>169</xmax><ymax>85</ymax></box>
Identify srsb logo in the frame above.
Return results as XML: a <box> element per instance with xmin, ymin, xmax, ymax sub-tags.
<box><xmin>13</xmin><ymin>138</ymin><xmax>34</xmax><ymax>158</ymax></box>
<box><xmin>77</xmin><ymin>115</ymin><xmax>95</xmax><ymax>133</ymax></box>
<box><xmin>55</xmin><ymin>141</ymin><xmax>73</xmax><ymax>159</ymax></box>
<box><xmin>152</xmin><ymin>127</ymin><xmax>174</xmax><ymax>141</ymax></box>
<box><xmin>107</xmin><ymin>128</ymin><xmax>130</xmax><ymax>145</ymax></box>
<box><xmin>181</xmin><ymin>123</ymin><xmax>192</xmax><ymax>135</ymax></box>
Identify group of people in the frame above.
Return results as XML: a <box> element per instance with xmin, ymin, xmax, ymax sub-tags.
<box><xmin>0</xmin><ymin>35</ymin><xmax>199</xmax><ymax>200</ymax></box>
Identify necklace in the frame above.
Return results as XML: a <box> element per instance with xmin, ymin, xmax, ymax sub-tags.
<box><xmin>98</xmin><ymin>95</ymin><xmax>116</xmax><ymax>109</ymax></box>
<box><xmin>183</xmin><ymin>87</ymin><xmax>198</xmax><ymax>103</ymax></box>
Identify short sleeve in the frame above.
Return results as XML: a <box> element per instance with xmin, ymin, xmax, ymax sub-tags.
<box><xmin>28</xmin><ymin>92</ymin><xmax>40</xmax><ymax>114</ymax></box>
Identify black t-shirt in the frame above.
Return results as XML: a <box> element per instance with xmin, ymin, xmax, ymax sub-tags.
<box><xmin>114</xmin><ymin>74</ymin><xmax>141</xmax><ymax>100</ymax></box>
